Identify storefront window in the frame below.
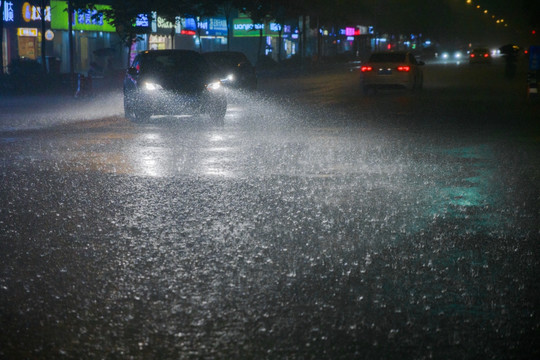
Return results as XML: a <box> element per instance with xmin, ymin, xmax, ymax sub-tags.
<box><xmin>17</xmin><ymin>28</ymin><xmax>39</xmax><ymax>59</ymax></box>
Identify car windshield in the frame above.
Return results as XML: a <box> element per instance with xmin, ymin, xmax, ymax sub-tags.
<box><xmin>141</xmin><ymin>53</ymin><xmax>209</xmax><ymax>74</ymax></box>
<box><xmin>204</xmin><ymin>52</ymin><xmax>249</xmax><ymax>66</ymax></box>
<box><xmin>369</xmin><ymin>53</ymin><xmax>407</xmax><ymax>62</ymax></box>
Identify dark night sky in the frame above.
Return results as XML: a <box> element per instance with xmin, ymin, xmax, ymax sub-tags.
<box><xmin>361</xmin><ymin>0</ymin><xmax>537</xmax><ymax>47</ymax></box>
<box><xmin>424</xmin><ymin>0</ymin><xmax>538</xmax><ymax>47</ymax></box>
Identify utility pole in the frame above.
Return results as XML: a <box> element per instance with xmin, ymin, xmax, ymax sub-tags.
<box><xmin>68</xmin><ymin>2</ymin><xmax>75</xmax><ymax>83</ymax></box>
<box><xmin>41</xmin><ymin>0</ymin><xmax>47</xmax><ymax>73</ymax></box>
<box><xmin>0</xmin><ymin>0</ymin><xmax>4</xmax><ymax>74</ymax></box>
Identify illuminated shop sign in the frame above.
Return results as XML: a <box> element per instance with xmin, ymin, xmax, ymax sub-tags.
<box><xmin>17</xmin><ymin>27</ymin><xmax>38</xmax><ymax>36</ymax></box>
<box><xmin>76</xmin><ymin>9</ymin><xmax>104</xmax><ymax>27</ymax></box>
<box><xmin>22</xmin><ymin>2</ymin><xmax>50</xmax><ymax>22</ymax></box>
<box><xmin>135</xmin><ymin>13</ymin><xmax>149</xmax><ymax>27</ymax></box>
<box><xmin>180</xmin><ymin>17</ymin><xmax>195</xmax><ymax>35</ymax></box>
<box><xmin>2</xmin><ymin>1</ymin><xmax>14</xmax><ymax>22</ymax></box>
<box><xmin>204</xmin><ymin>18</ymin><xmax>227</xmax><ymax>36</ymax></box>
<box><xmin>45</xmin><ymin>29</ymin><xmax>54</xmax><ymax>40</ymax></box>
<box><xmin>233</xmin><ymin>18</ymin><xmax>281</xmax><ymax>37</ymax></box>
<box><xmin>340</xmin><ymin>27</ymin><xmax>359</xmax><ymax>36</ymax></box>
<box><xmin>157</xmin><ymin>16</ymin><xmax>176</xmax><ymax>29</ymax></box>
<box><xmin>150</xmin><ymin>12</ymin><xmax>181</xmax><ymax>34</ymax></box>
<box><xmin>148</xmin><ymin>14</ymin><xmax>226</xmax><ymax>36</ymax></box>
<box><xmin>50</xmin><ymin>1</ymin><xmax>115</xmax><ymax>32</ymax></box>
<box><xmin>339</xmin><ymin>26</ymin><xmax>368</xmax><ymax>36</ymax></box>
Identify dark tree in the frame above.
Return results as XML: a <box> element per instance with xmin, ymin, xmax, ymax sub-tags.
<box><xmin>100</xmin><ymin>0</ymin><xmax>153</xmax><ymax>66</ymax></box>
<box><xmin>237</xmin><ymin>0</ymin><xmax>272</xmax><ymax>63</ymax></box>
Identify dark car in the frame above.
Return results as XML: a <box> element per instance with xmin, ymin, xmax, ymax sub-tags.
<box><xmin>203</xmin><ymin>51</ymin><xmax>257</xmax><ymax>90</ymax></box>
<box><xmin>469</xmin><ymin>48</ymin><xmax>492</xmax><ymax>64</ymax></box>
<box><xmin>123</xmin><ymin>50</ymin><xmax>227</xmax><ymax>123</ymax></box>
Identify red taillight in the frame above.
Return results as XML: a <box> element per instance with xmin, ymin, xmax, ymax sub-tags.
<box><xmin>397</xmin><ymin>65</ymin><xmax>410</xmax><ymax>72</ymax></box>
<box><xmin>470</xmin><ymin>54</ymin><xmax>475</xmax><ymax>58</ymax></box>
<box><xmin>361</xmin><ymin>66</ymin><xmax>373</xmax><ymax>72</ymax></box>
<box><xmin>484</xmin><ymin>53</ymin><xmax>489</xmax><ymax>58</ymax></box>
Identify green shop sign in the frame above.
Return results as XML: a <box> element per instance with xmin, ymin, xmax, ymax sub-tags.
<box><xmin>51</xmin><ymin>1</ymin><xmax>115</xmax><ymax>32</ymax></box>
<box><xmin>233</xmin><ymin>18</ymin><xmax>281</xmax><ymax>37</ymax></box>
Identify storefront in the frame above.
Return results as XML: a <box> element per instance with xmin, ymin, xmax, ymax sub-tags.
<box><xmin>50</xmin><ymin>1</ymin><xmax>121</xmax><ymax>74</ymax></box>
<box><xmin>232</xmin><ymin>16</ymin><xmax>298</xmax><ymax>64</ymax></box>
<box><xmin>190</xmin><ymin>17</ymin><xmax>228</xmax><ymax>52</ymax></box>
<box><xmin>139</xmin><ymin>13</ymin><xmax>228</xmax><ymax>54</ymax></box>
<box><xmin>147</xmin><ymin>12</ymin><xmax>178</xmax><ymax>50</ymax></box>
<box><xmin>1</xmin><ymin>1</ymin><xmax>53</xmax><ymax>72</ymax></box>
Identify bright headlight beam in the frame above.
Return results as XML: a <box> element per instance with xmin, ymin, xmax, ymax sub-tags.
<box><xmin>143</xmin><ymin>82</ymin><xmax>162</xmax><ymax>91</ymax></box>
<box><xmin>207</xmin><ymin>81</ymin><xmax>222</xmax><ymax>91</ymax></box>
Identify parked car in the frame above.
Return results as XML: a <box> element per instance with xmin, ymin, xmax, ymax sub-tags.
<box><xmin>203</xmin><ymin>51</ymin><xmax>257</xmax><ymax>90</ymax></box>
<box><xmin>360</xmin><ymin>51</ymin><xmax>424</xmax><ymax>94</ymax></box>
<box><xmin>469</xmin><ymin>48</ymin><xmax>492</xmax><ymax>64</ymax></box>
<box><xmin>123</xmin><ymin>50</ymin><xmax>227</xmax><ymax>123</ymax></box>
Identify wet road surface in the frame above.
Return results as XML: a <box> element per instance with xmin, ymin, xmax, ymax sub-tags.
<box><xmin>1</xmin><ymin>60</ymin><xmax>539</xmax><ymax>359</ymax></box>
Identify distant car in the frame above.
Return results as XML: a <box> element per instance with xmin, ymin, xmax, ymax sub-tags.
<box><xmin>360</xmin><ymin>51</ymin><xmax>424</xmax><ymax>94</ymax></box>
<box><xmin>123</xmin><ymin>50</ymin><xmax>227</xmax><ymax>123</ymax></box>
<box><xmin>469</xmin><ymin>48</ymin><xmax>492</xmax><ymax>64</ymax></box>
<box><xmin>203</xmin><ymin>51</ymin><xmax>257</xmax><ymax>90</ymax></box>
<box><xmin>440</xmin><ymin>50</ymin><xmax>463</xmax><ymax>61</ymax></box>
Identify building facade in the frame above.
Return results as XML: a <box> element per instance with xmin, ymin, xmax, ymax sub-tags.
<box><xmin>1</xmin><ymin>1</ymin><xmax>374</xmax><ymax>76</ymax></box>
<box><xmin>1</xmin><ymin>1</ymin><xmax>54</xmax><ymax>72</ymax></box>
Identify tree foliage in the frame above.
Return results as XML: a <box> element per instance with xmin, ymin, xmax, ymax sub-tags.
<box><xmin>100</xmin><ymin>0</ymin><xmax>535</xmax><ymax>53</ymax></box>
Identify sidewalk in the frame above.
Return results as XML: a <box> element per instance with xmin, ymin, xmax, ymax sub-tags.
<box><xmin>0</xmin><ymin>90</ymin><xmax>124</xmax><ymax>132</ymax></box>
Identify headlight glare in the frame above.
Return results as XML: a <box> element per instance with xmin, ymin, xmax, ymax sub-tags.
<box><xmin>143</xmin><ymin>82</ymin><xmax>163</xmax><ymax>91</ymax></box>
<box><xmin>207</xmin><ymin>81</ymin><xmax>222</xmax><ymax>91</ymax></box>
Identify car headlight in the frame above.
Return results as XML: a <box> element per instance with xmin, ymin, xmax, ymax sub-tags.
<box><xmin>143</xmin><ymin>81</ymin><xmax>163</xmax><ymax>91</ymax></box>
<box><xmin>220</xmin><ymin>74</ymin><xmax>234</xmax><ymax>83</ymax></box>
<box><xmin>206</xmin><ymin>81</ymin><xmax>222</xmax><ymax>91</ymax></box>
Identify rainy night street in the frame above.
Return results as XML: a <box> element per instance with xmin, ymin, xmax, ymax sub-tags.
<box><xmin>1</xmin><ymin>60</ymin><xmax>539</xmax><ymax>359</ymax></box>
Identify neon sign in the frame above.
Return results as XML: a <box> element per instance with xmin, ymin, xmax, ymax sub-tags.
<box><xmin>22</xmin><ymin>2</ymin><xmax>50</xmax><ymax>22</ymax></box>
<box><xmin>17</xmin><ymin>27</ymin><xmax>38</xmax><ymax>36</ymax></box>
<box><xmin>50</xmin><ymin>1</ymin><xmax>115</xmax><ymax>32</ymax></box>
<box><xmin>233</xmin><ymin>18</ymin><xmax>282</xmax><ymax>37</ymax></box>
<box><xmin>76</xmin><ymin>9</ymin><xmax>104</xmax><ymax>27</ymax></box>
<box><xmin>136</xmin><ymin>14</ymin><xmax>149</xmax><ymax>27</ymax></box>
<box><xmin>151</xmin><ymin>13</ymin><xmax>181</xmax><ymax>33</ymax></box>
<box><xmin>2</xmin><ymin>1</ymin><xmax>14</xmax><ymax>22</ymax></box>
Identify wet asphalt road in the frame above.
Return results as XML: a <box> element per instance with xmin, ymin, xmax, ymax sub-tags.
<box><xmin>1</xmin><ymin>59</ymin><xmax>539</xmax><ymax>359</ymax></box>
